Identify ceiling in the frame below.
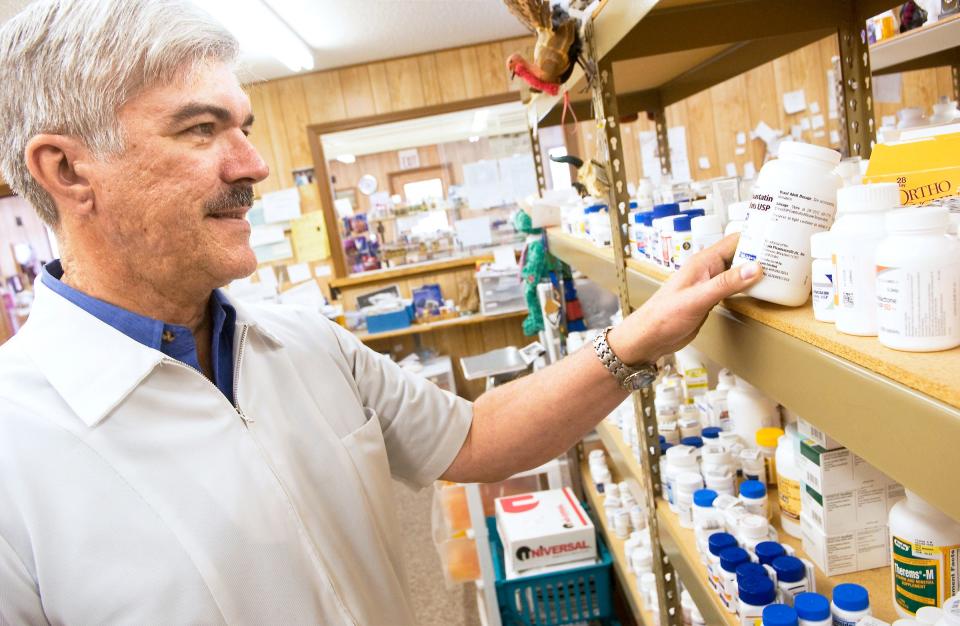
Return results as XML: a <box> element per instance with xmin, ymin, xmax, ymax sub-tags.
<box><xmin>322</xmin><ymin>101</ymin><xmax>528</xmax><ymax>158</ymax></box>
<box><xmin>0</xmin><ymin>0</ymin><xmax>529</xmax><ymax>82</ymax></box>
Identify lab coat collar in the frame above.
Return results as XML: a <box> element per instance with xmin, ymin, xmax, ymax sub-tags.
<box><xmin>22</xmin><ymin>278</ymin><xmax>282</xmax><ymax>428</ymax></box>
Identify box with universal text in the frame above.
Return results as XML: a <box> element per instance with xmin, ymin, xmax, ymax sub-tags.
<box><xmin>495</xmin><ymin>488</ymin><xmax>596</xmax><ymax>573</ymax></box>
<box><xmin>799</xmin><ymin>439</ymin><xmax>890</xmax><ymax>495</ymax></box>
<box><xmin>797</xmin><ymin>417</ymin><xmax>843</xmax><ymax>451</ymax></box>
<box><xmin>864</xmin><ymin>130</ymin><xmax>960</xmax><ymax>206</ymax></box>
<box><xmin>801</xmin><ymin>481</ymin><xmax>905</xmax><ymax>534</ymax></box>
<box><xmin>801</xmin><ymin>512</ymin><xmax>890</xmax><ymax>576</ymax></box>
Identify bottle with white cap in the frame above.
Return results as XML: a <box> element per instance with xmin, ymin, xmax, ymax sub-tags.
<box><xmin>725</xmin><ymin>200</ymin><xmax>751</xmax><ymax>236</ymax></box>
<box><xmin>664</xmin><ymin>445</ymin><xmax>699</xmax><ymax>509</ymax></box>
<box><xmin>935</xmin><ymin>595</ymin><xmax>960</xmax><ymax>626</ymax></box>
<box><xmin>675</xmin><ymin>471</ymin><xmax>705</xmax><ymax>528</ymax></box>
<box><xmin>810</xmin><ymin>231</ymin><xmax>836</xmax><ymax>323</ymax></box>
<box><xmin>832</xmin><ymin>182</ymin><xmax>901</xmax><ymax>336</ymax></box>
<box><xmin>728</xmin><ymin>377</ymin><xmax>780</xmax><ymax>450</ymax></box>
<box><xmin>693</xmin><ymin>214</ymin><xmax>725</xmax><ymax>252</ymax></box>
<box><xmin>876</xmin><ymin>206</ymin><xmax>960</xmax><ymax>352</ymax></box>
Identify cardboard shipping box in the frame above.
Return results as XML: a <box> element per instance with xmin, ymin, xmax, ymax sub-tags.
<box><xmin>495</xmin><ymin>488</ymin><xmax>596</xmax><ymax>573</ymax></box>
<box><xmin>802</xmin><ymin>481</ymin><xmax>905</xmax><ymax>534</ymax></box>
<box><xmin>864</xmin><ymin>130</ymin><xmax>960</xmax><ymax>206</ymax></box>
<box><xmin>801</xmin><ymin>512</ymin><xmax>890</xmax><ymax>576</ymax></box>
<box><xmin>799</xmin><ymin>439</ymin><xmax>889</xmax><ymax>495</ymax></box>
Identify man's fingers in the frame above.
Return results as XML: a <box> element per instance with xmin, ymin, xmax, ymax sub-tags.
<box><xmin>695</xmin><ymin>260</ymin><xmax>763</xmax><ymax>304</ymax></box>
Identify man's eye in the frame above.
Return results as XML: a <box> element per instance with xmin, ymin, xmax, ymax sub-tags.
<box><xmin>189</xmin><ymin>122</ymin><xmax>216</xmax><ymax>136</ymax></box>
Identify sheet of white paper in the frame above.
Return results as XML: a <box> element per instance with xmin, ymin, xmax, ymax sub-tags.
<box><xmin>725</xmin><ymin>162</ymin><xmax>738</xmax><ymax>177</ymax></box>
<box><xmin>454</xmin><ymin>216</ymin><xmax>493</xmax><ymax>247</ymax></box>
<box><xmin>698</xmin><ymin>156</ymin><xmax>711</xmax><ymax>170</ymax></box>
<box><xmin>254</xmin><ymin>239</ymin><xmax>294</xmax><ymax>263</ymax></box>
<box><xmin>800</xmin><ymin>117</ymin><xmax>812</xmax><ymax>131</ymax></box>
<box><xmin>881</xmin><ymin>114</ymin><xmax>898</xmax><ymax>128</ymax></box>
<box><xmin>668</xmin><ymin>126</ymin><xmax>692</xmax><ymax>183</ymax></box>
<box><xmin>811</xmin><ymin>114</ymin><xmax>826</xmax><ymax>130</ymax></box>
<box><xmin>639</xmin><ymin>131</ymin><xmax>662</xmax><ymax>185</ymax></box>
<box><xmin>257</xmin><ymin>266</ymin><xmax>278</xmax><ymax>288</ymax></box>
<box><xmin>810</xmin><ymin>101</ymin><xmax>821</xmax><ymax>114</ymax></box>
<box><xmin>286</xmin><ymin>262</ymin><xmax>312</xmax><ymax>284</ymax></box>
<box><xmin>791</xmin><ymin>125</ymin><xmax>803</xmax><ymax>139</ymax></box>
<box><xmin>830</xmin><ymin>130</ymin><xmax>841</xmax><ymax>144</ymax></box>
<box><xmin>493</xmin><ymin>245</ymin><xmax>518</xmax><ymax>268</ymax></box>
<box><xmin>462</xmin><ymin>160</ymin><xmax>503</xmax><ymax>209</ymax></box>
<box><xmin>498</xmin><ymin>154</ymin><xmax>538</xmax><ymax>205</ymax></box>
<box><xmin>874</xmin><ymin>73</ymin><xmax>902</xmax><ymax>103</ymax></box>
<box><xmin>783</xmin><ymin>89</ymin><xmax>807</xmax><ymax>114</ymax></box>
<box><xmin>334</xmin><ymin>198</ymin><xmax>354</xmax><ymax>218</ymax></box>
<box><xmin>735</xmin><ymin>147</ymin><xmax>746</xmax><ymax>156</ymax></box>
<box><xmin>736</xmin><ymin>132</ymin><xmax>747</xmax><ymax>146</ymax></box>
<box><xmin>753</xmin><ymin>121</ymin><xmax>780</xmax><ymax>144</ymax></box>
<box><xmin>262</xmin><ymin>188</ymin><xmax>301</xmax><ymax>223</ymax></box>
<box><xmin>826</xmin><ymin>69</ymin><xmax>839</xmax><ymax>120</ymax></box>
<box><xmin>280</xmin><ymin>280</ymin><xmax>325</xmax><ymax>309</ymax></box>
<box><xmin>314</xmin><ymin>264</ymin><xmax>332</xmax><ymax>277</ymax></box>
<box><xmin>743</xmin><ymin>162</ymin><xmax>757</xmax><ymax>179</ymax></box>
<box><xmin>249</xmin><ymin>225</ymin><xmax>286</xmax><ymax>248</ymax></box>
<box><xmin>813</xmin><ymin>130</ymin><xmax>826</xmax><ymax>139</ymax></box>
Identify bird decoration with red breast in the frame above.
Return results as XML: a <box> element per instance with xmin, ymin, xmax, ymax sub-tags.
<box><xmin>503</xmin><ymin>0</ymin><xmax>582</xmax><ymax>96</ymax></box>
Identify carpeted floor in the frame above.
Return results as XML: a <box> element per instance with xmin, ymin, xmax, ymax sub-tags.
<box><xmin>394</xmin><ymin>481</ymin><xmax>482</xmax><ymax>626</ymax></box>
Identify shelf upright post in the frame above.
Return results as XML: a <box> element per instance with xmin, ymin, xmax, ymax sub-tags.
<box><xmin>837</xmin><ymin>0</ymin><xmax>877</xmax><ymax>158</ymax></box>
<box><xmin>583</xmin><ymin>19</ymin><xmax>682</xmax><ymax>626</ymax></box>
<box><xmin>528</xmin><ymin>116</ymin><xmax>546</xmax><ymax>197</ymax></box>
<box><xmin>952</xmin><ymin>51</ymin><xmax>960</xmax><ymax>102</ymax></box>
<box><xmin>653</xmin><ymin>95</ymin><xmax>672</xmax><ymax>178</ymax></box>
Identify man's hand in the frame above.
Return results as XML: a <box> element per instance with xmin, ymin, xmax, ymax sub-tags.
<box><xmin>607</xmin><ymin>233</ymin><xmax>763</xmax><ymax>364</ymax></box>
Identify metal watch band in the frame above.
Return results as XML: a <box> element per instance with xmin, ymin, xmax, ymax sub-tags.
<box><xmin>593</xmin><ymin>326</ymin><xmax>659</xmax><ymax>391</ymax></box>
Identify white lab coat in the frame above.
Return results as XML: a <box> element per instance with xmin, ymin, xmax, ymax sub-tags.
<box><xmin>0</xmin><ymin>279</ymin><xmax>473</xmax><ymax>625</ymax></box>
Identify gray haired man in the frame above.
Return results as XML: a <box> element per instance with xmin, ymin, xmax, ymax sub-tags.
<box><xmin>0</xmin><ymin>1</ymin><xmax>761</xmax><ymax>624</ymax></box>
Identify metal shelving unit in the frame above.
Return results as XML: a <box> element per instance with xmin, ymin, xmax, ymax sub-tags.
<box><xmin>870</xmin><ymin>12</ymin><xmax>960</xmax><ymax>87</ymax></box>
<box><xmin>521</xmin><ymin>1</ymin><xmax>960</xmax><ymax>625</ymax></box>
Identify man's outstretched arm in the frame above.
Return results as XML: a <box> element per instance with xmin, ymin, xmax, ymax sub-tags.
<box><xmin>441</xmin><ymin>234</ymin><xmax>762</xmax><ymax>484</ymax></box>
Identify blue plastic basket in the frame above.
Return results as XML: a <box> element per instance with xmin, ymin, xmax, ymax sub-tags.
<box><xmin>486</xmin><ymin>514</ymin><xmax>615</xmax><ymax>626</ymax></box>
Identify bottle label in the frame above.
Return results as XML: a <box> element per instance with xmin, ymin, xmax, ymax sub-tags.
<box><xmin>812</xmin><ymin>270</ymin><xmax>835</xmax><ymax>311</ymax></box>
<box><xmin>892</xmin><ymin>534</ymin><xmax>960</xmax><ymax>615</ymax></box>
<box><xmin>735</xmin><ymin>185</ymin><xmax>836</xmax><ymax>288</ymax></box>
<box><xmin>777</xmin><ymin>475</ymin><xmax>802</xmax><ymax>522</ymax></box>
<box><xmin>877</xmin><ymin>264</ymin><xmax>960</xmax><ymax>342</ymax></box>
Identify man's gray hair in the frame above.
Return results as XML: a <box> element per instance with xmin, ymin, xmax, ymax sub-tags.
<box><xmin>0</xmin><ymin>0</ymin><xmax>238</xmax><ymax>227</ymax></box>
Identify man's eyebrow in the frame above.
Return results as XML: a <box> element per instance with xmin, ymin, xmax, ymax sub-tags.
<box><xmin>167</xmin><ymin>103</ymin><xmax>254</xmax><ymax>127</ymax></box>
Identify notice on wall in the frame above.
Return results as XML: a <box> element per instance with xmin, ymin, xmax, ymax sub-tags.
<box><xmin>249</xmin><ymin>225</ymin><xmax>286</xmax><ymax>248</ymax></box>
<box><xmin>262</xmin><ymin>187</ymin><xmax>302</xmax><ymax>223</ymax></box>
<box><xmin>735</xmin><ymin>147</ymin><xmax>746</xmax><ymax>156</ymax></box>
<box><xmin>254</xmin><ymin>238</ymin><xmax>294</xmax><ymax>264</ymax></box>
<box><xmin>286</xmin><ymin>262</ymin><xmax>312</xmax><ymax>284</ymax></box>
<box><xmin>743</xmin><ymin>161</ymin><xmax>757</xmax><ymax>179</ymax></box>
<box><xmin>830</xmin><ymin>130</ymin><xmax>841</xmax><ymax>144</ymax></box>
<box><xmin>498</xmin><ymin>154</ymin><xmax>538</xmax><ymax>205</ymax></box>
<box><xmin>698</xmin><ymin>156</ymin><xmax>711</xmax><ymax>170</ymax></box>
<box><xmin>668</xmin><ymin>126</ymin><xmax>692</xmax><ymax>183</ymax></box>
<box><xmin>397</xmin><ymin>148</ymin><xmax>420</xmax><ymax>170</ymax></box>
<box><xmin>463</xmin><ymin>160</ymin><xmax>503</xmax><ymax>209</ymax></box>
<box><xmin>725</xmin><ymin>162</ymin><xmax>738</xmax><ymax>177</ymax></box>
<box><xmin>290</xmin><ymin>211</ymin><xmax>330</xmax><ymax>262</ymax></box>
<box><xmin>454</xmin><ymin>216</ymin><xmax>493</xmax><ymax>248</ymax></box>
<box><xmin>874</xmin><ymin>73</ymin><xmax>902</xmax><ymax>103</ymax></box>
<box><xmin>736</xmin><ymin>132</ymin><xmax>747</xmax><ymax>146</ymax></box>
<box><xmin>826</xmin><ymin>69</ymin><xmax>840</xmax><ymax>120</ymax></box>
<box><xmin>783</xmin><ymin>89</ymin><xmax>807</xmax><ymax>114</ymax></box>
<box><xmin>811</xmin><ymin>114</ymin><xmax>826</xmax><ymax>130</ymax></box>
<box><xmin>639</xmin><ymin>131</ymin><xmax>662</xmax><ymax>185</ymax></box>
<box><xmin>810</xmin><ymin>101</ymin><xmax>821</xmax><ymax>114</ymax></box>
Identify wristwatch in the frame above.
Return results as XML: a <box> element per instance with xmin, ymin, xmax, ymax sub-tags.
<box><xmin>593</xmin><ymin>326</ymin><xmax>659</xmax><ymax>391</ymax></box>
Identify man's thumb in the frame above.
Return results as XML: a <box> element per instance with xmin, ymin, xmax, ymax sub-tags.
<box><xmin>697</xmin><ymin>261</ymin><xmax>763</xmax><ymax>303</ymax></box>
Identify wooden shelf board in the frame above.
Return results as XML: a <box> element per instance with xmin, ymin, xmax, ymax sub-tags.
<box><xmin>870</xmin><ymin>13</ymin><xmax>960</xmax><ymax>73</ymax></box>
<box><xmin>330</xmin><ymin>254</ymin><xmax>492</xmax><ymax>289</ymax></box>
<box><xmin>579</xmin><ymin>453</ymin><xmax>656</xmax><ymax>626</ymax></box>
<box><xmin>595</xmin><ymin>421</ymin><xmax>898</xmax><ymax>624</ymax></box>
<box><xmin>355</xmin><ymin>309</ymin><xmax>526</xmax><ymax>342</ymax></box>
<box><xmin>550</xmin><ymin>229</ymin><xmax>960</xmax><ymax>520</ymax></box>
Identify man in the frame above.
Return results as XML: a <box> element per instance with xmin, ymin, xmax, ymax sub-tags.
<box><xmin>0</xmin><ymin>1</ymin><xmax>762</xmax><ymax>624</ymax></box>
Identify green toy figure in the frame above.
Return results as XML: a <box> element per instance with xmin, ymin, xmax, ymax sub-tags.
<box><xmin>514</xmin><ymin>209</ymin><xmax>552</xmax><ymax>336</ymax></box>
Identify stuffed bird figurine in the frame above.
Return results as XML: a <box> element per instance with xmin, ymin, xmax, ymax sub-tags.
<box><xmin>550</xmin><ymin>153</ymin><xmax>609</xmax><ymax>199</ymax></box>
<box><xmin>503</xmin><ymin>0</ymin><xmax>582</xmax><ymax>96</ymax></box>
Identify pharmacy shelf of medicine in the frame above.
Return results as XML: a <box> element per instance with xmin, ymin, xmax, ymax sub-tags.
<box><xmin>548</xmin><ymin>229</ymin><xmax>960</xmax><ymax>521</ymax></box>
<box><xmin>579</xmin><ymin>447</ymin><xmax>657</xmax><ymax>626</ymax></box>
<box><xmin>354</xmin><ymin>309</ymin><xmax>526</xmax><ymax>342</ymax></box>
<box><xmin>870</xmin><ymin>12</ymin><xmax>960</xmax><ymax>75</ymax></box>
<box><xmin>594</xmin><ymin>420</ymin><xmax>899</xmax><ymax>624</ymax></box>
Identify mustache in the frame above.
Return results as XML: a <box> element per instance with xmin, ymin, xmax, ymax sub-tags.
<box><xmin>204</xmin><ymin>186</ymin><xmax>254</xmax><ymax>213</ymax></box>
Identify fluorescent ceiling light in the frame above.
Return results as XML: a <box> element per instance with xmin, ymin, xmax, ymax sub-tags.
<box><xmin>471</xmin><ymin>110</ymin><xmax>489</xmax><ymax>133</ymax></box>
<box><xmin>194</xmin><ymin>0</ymin><xmax>315</xmax><ymax>72</ymax></box>
<box><xmin>335</xmin><ymin>154</ymin><xmax>356</xmax><ymax>164</ymax></box>
<box><xmin>468</xmin><ymin>135</ymin><xmax>480</xmax><ymax>143</ymax></box>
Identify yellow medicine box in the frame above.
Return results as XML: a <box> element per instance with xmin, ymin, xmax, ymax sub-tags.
<box><xmin>864</xmin><ymin>129</ymin><xmax>960</xmax><ymax>206</ymax></box>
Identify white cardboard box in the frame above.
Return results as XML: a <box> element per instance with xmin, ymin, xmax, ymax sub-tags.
<box><xmin>799</xmin><ymin>439</ymin><xmax>889</xmax><ymax>495</ymax></box>
<box><xmin>504</xmin><ymin>555</ymin><xmax>598</xmax><ymax>580</ymax></box>
<box><xmin>800</xmin><ymin>512</ymin><xmax>890</xmax><ymax>576</ymax></box>
<box><xmin>797</xmin><ymin>418</ymin><xmax>843</xmax><ymax>450</ymax></box>
<box><xmin>495</xmin><ymin>488</ymin><xmax>596</xmax><ymax>573</ymax></box>
<box><xmin>802</xmin><ymin>481</ymin><xmax>905</xmax><ymax>534</ymax></box>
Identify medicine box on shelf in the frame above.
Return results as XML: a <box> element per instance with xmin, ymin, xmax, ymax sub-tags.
<box><xmin>476</xmin><ymin>269</ymin><xmax>526</xmax><ymax>316</ymax></box>
<box><xmin>800</xmin><ymin>512</ymin><xmax>890</xmax><ymax>576</ymax></box>
<box><xmin>797</xmin><ymin>417</ymin><xmax>843</xmax><ymax>451</ymax></box>
<box><xmin>799</xmin><ymin>439</ymin><xmax>890</xmax><ymax>495</ymax></box>
<box><xmin>801</xmin><ymin>481</ymin><xmax>905</xmax><ymax>534</ymax></box>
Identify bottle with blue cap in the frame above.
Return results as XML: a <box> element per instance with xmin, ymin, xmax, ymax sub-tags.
<box><xmin>719</xmin><ymin>546</ymin><xmax>752</xmax><ymax>612</ymax></box>
<box><xmin>692</xmin><ymin>488</ymin><xmax>722</xmax><ymax>560</ymax></box>
<box><xmin>755</xmin><ymin>541</ymin><xmax>789</xmax><ymax>567</ymax></box>
<box><xmin>740</xmin><ymin>478</ymin><xmax>769</xmax><ymax>519</ymax></box>
<box><xmin>672</xmin><ymin>214</ymin><xmax>695</xmax><ymax>269</ymax></box>
<box><xmin>794</xmin><ymin>592</ymin><xmax>832</xmax><ymax>626</ymax></box>
<box><xmin>707</xmin><ymin>532</ymin><xmax>739</xmax><ymax>593</ymax></box>
<box><xmin>770</xmin><ymin>555</ymin><xmax>815</xmax><ymax>605</ymax></box>
<box><xmin>650</xmin><ymin>202</ymin><xmax>681</xmax><ymax>267</ymax></box>
<box><xmin>831</xmin><ymin>583</ymin><xmax>871</xmax><ymax>626</ymax></box>
<box><xmin>763</xmin><ymin>603</ymin><xmax>800</xmax><ymax>626</ymax></box>
<box><xmin>739</xmin><ymin>573</ymin><xmax>778</xmax><ymax>623</ymax></box>
<box><xmin>630</xmin><ymin>211</ymin><xmax>654</xmax><ymax>257</ymax></box>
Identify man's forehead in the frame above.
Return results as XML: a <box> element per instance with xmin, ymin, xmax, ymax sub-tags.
<box><xmin>125</xmin><ymin>63</ymin><xmax>252</xmax><ymax>121</ymax></box>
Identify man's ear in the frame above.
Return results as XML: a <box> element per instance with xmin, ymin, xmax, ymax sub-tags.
<box><xmin>24</xmin><ymin>134</ymin><xmax>95</xmax><ymax>217</ymax></box>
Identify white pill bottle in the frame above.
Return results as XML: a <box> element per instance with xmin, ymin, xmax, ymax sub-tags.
<box><xmin>889</xmin><ymin>491</ymin><xmax>960</xmax><ymax>619</ymax></box>
<box><xmin>875</xmin><ymin>206</ymin><xmax>960</xmax><ymax>352</ymax></box>
<box><xmin>733</xmin><ymin>141</ymin><xmax>842</xmax><ymax>306</ymax></box>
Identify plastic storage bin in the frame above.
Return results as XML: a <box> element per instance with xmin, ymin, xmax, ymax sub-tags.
<box><xmin>486</xmin><ymin>516</ymin><xmax>615</xmax><ymax>625</ymax></box>
<box><xmin>365</xmin><ymin>304</ymin><xmax>414</xmax><ymax>334</ymax></box>
<box><xmin>476</xmin><ymin>269</ymin><xmax>526</xmax><ymax>315</ymax></box>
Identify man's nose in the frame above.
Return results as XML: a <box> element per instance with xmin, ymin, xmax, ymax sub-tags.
<box><xmin>223</xmin><ymin>130</ymin><xmax>270</xmax><ymax>185</ymax></box>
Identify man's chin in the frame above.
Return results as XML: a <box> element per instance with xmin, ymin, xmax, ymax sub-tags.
<box><xmin>211</xmin><ymin>248</ymin><xmax>259</xmax><ymax>287</ymax></box>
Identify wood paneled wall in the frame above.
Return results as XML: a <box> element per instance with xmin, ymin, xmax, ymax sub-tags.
<box><xmin>244</xmin><ymin>37</ymin><xmax>533</xmax><ymax>197</ymax></box>
<box><xmin>567</xmin><ymin>35</ymin><xmax>954</xmax><ymax>186</ymax></box>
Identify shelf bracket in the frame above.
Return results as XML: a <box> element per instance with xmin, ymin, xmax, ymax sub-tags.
<box><xmin>584</xmin><ymin>18</ymin><xmax>682</xmax><ymax>626</ymax></box>
<box><xmin>528</xmin><ymin>118</ymin><xmax>546</xmax><ymax>197</ymax></box>
<box><xmin>953</xmin><ymin>51</ymin><xmax>960</xmax><ymax>103</ymax></box>
<box><xmin>653</xmin><ymin>99</ymin><xmax>672</xmax><ymax>178</ymax></box>
<box><xmin>836</xmin><ymin>0</ymin><xmax>876</xmax><ymax>158</ymax></box>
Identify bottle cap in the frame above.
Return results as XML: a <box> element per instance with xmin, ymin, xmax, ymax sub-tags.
<box><xmin>886</xmin><ymin>205</ymin><xmax>949</xmax><ymax>234</ymax></box>
<box><xmin>681</xmin><ymin>436</ymin><xmax>704</xmax><ymax>449</ymax></box>
<box><xmin>740</xmin><ymin>479</ymin><xmax>766</xmax><ymax>499</ymax></box>
<box><xmin>660</xmin><ymin>441</ymin><xmax>673</xmax><ymax>454</ymax></box>
<box><xmin>736</xmin><ymin>562</ymin><xmax>767</xmax><ymax>586</ymax></box>
<box><xmin>761</xmin><ymin>603</ymin><xmax>799</xmax><ymax>626</ymax></box>
<box><xmin>809</xmin><ymin>230</ymin><xmax>834</xmax><ymax>259</ymax></box>
<box><xmin>755</xmin><ymin>541</ymin><xmax>786</xmax><ymax>566</ymax></box>
<box><xmin>677</xmin><ymin>471</ymin><xmax>704</xmax><ymax>493</ymax></box>
<box><xmin>916</xmin><ymin>607</ymin><xmax>944</xmax><ymax>623</ymax></box>
<box><xmin>708</xmin><ymin>532</ymin><xmax>738</xmax><ymax>556</ymax></box>
<box><xmin>836</xmin><ymin>182</ymin><xmax>901</xmax><ymax>214</ymax></box>
<box><xmin>739</xmin><ymin>514</ymin><xmax>769</xmax><ymax>538</ymax></box>
<box><xmin>832</xmin><ymin>583</ymin><xmax>869</xmax><ymax>612</ymax></box>
<box><xmin>756</xmin><ymin>427</ymin><xmax>785</xmax><ymax>448</ymax></box>
<box><xmin>727</xmin><ymin>201</ymin><xmax>750</xmax><ymax>222</ymax></box>
<box><xmin>659</xmin><ymin>435</ymin><xmax>666</xmax><ymax>444</ymax></box>
<box><xmin>692</xmin><ymin>214</ymin><xmax>722</xmax><ymax>237</ymax></box>
<box><xmin>652</xmin><ymin>202</ymin><xmax>681</xmax><ymax>218</ymax></box>
<box><xmin>794</xmin><ymin>592</ymin><xmax>830</xmax><ymax>621</ymax></box>
<box><xmin>633</xmin><ymin>211</ymin><xmax>653</xmax><ymax>223</ymax></box>
<box><xmin>778</xmin><ymin>140</ymin><xmax>842</xmax><ymax>166</ymax></box>
<box><xmin>693</xmin><ymin>489</ymin><xmax>718</xmax><ymax>508</ymax></box>
<box><xmin>772</xmin><ymin>556</ymin><xmax>806</xmax><ymax>583</ymax></box>
<box><xmin>719</xmin><ymin>546</ymin><xmax>750</xmax><ymax>572</ymax></box>
<box><xmin>673</xmin><ymin>215</ymin><xmax>694</xmax><ymax>231</ymax></box>
<box><xmin>702</xmin><ymin>426</ymin><xmax>722</xmax><ymax>440</ymax></box>
<box><xmin>682</xmin><ymin>208</ymin><xmax>706</xmax><ymax>219</ymax></box>
<box><xmin>737</xmin><ymin>573</ymin><xmax>776</xmax><ymax>605</ymax></box>
<box><xmin>630</xmin><ymin>201</ymin><xmax>639</xmax><ymax>209</ymax></box>
<box><xmin>666</xmin><ymin>444</ymin><xmax>697</xmax><ymax>464</ymax></box>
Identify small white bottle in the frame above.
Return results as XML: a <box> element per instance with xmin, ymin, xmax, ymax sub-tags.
<box><xmin>890</xmin><ymin>491</ymin><xmax>960</xmax><ymax>618</ymax></box>
<box><xmin>918</xmin><ymin>608</ymin><xmax>945</xmax><ymax>624</ymax></box>
<box><xmin>719</xmin><ymin>546</ymin><xmax>752</xmax><ymax>612</ymax></box>
<box><xmin>795</xmin><ymin>592</ymin><xmax>832</xmax><ymax>626</ymax></box>
<box><xmin>832</xmin><ymin>182</ymin><xmax>901</xmax><ymax>336</ymax></box>
<box><xmin>740</xmin><ymin>479</ymin><xmax>769</xmax><ymax>519</ymax></box>
<box><xmin>673</xmin><ymin>214</ymin><xmax>696</xmax><ymax>269</ymax></box>
<box><xmin>725</xmin><ymin>200</ymin><xmax>751</xmax><ymax>236</ymax></box>
<box><xmin>831</xmin><ymin>583</ymin><xmax>871</xmax><ymax>626</ymax></box>
<box><xmin>676</xmin><ymin>471</ymin><xmax>706</xmax><ymax>529</ymax></box>
<box><xmin>707</xmin><ymin>532</ymin><xmax>740</xmax><ymax>592</ymax></box>
<box><xmin>664</xmin><ymin>445</ymin><xmax>699</xmax><ymax>508</ymax></box>
<box><xmin>936</xmin><ymin>595</ymin><xmax>960</xmax><ymax>626</ymax></box>
<box><xmin>763</xmin><ymin>603</ymin><xmax>800</xmax><ymax>626</ymax></box>
<box><xmin>739</xmin><ymin>513</ymin><xmax>774</xmax><ymax>553</ymax></box>
<box><xmin>775</xmin><ymin>434</ymin><xmax>803</xmax><ymax>539</ymax></box>
<box><xmin>876</xmin><ymin>206</ymin><xmax>960</xmax><ymax>352</ymax></box>
<box><xmin>770</xmin><ymin>555</ymin><xmax>814</xmax><ymax>605</ymax></box>
<box><xmin>693</xmin><ymin>214</ymin><xmax>724</xmax><ymax>252</ymax></box>
<box><xmin>756</xmin><ymin>427</ymin><xmax>785</xmax><ymax>487</ymax></box>
<box><xmin>631</xmin><ymin>545</ymin><xmax>653</xmax><ymax>577</ymax></box>
<box><xmin>810</xmin><ymin>231</ymin><xmax>837</xmax><ymax>323</ymax></box>
<box><xmin>728</xmin><ymin>377</ymin><xmax>780</xmax><ymax>450</ymax></box>
<box><xmin>738</xmin><ymin>574</ymin><xmax>778</xmax><ymax>624</ymax></box>
<box><xmin>740</xmin><ymin>448</ymin><xmax>766</xmax><ymax>484</ymax></box>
